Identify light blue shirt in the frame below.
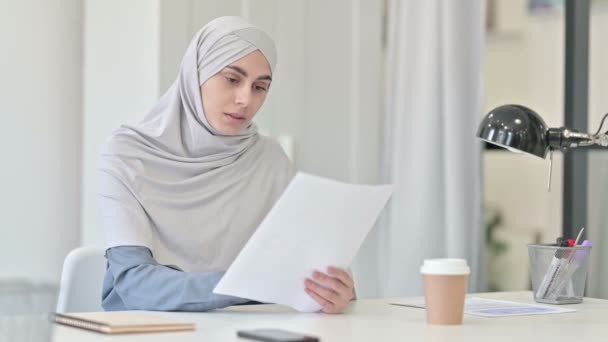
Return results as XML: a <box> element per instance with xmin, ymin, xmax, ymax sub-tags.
<box><xmin>102</xmin><ymin>246</ymin><xmax>251</xmax><ymax>311</ymax></box>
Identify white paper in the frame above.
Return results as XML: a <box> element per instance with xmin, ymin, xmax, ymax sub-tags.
<box><xmin>213</xmin><ymin>172</ymin><xmax>393</xmax><ymax>312</ymax></box>
<box><xmin>390</xmin><ymin>297</ymin><xmax>577</xmax><ymax>317</ymax></box>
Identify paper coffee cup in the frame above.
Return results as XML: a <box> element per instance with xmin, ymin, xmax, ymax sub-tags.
<box><xmin>420</xmin><ymin>259</ymin><xmax>470</xmax><ymax>325</ymax></box>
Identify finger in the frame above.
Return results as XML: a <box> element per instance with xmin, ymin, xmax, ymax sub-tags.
<box><xmin>305</xmin><ymin>284</ymin><xmax>344</xmax><ymax>314</ymax></box>
<box><xmin>312</xmin><ymin>272</ymin><xmax>353</xmax><ymax>301</ymax></box>
<box><xmin>327</xmin><ymin>267</ymin><xmax>355</xmax><ymax>289</ymax></box>
<box><xmin>312</xmin><ymin>271</ymin><xmax>350</xmax><ymax>298</ymax></box>
<box><xmin>304</xmin><ymin>287</ymin><xmax>335</xmax><ymax>312</ymax></box>
<box><xmin>305</xmin><ymin>278</ymin><xmax>341</xmax><ymax>305</ymax></box>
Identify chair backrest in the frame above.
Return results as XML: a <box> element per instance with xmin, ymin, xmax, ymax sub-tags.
<box><xmin>56</xmin><ymin>246</ymin><xmax>107</xmax><ymax>313</ymax></box>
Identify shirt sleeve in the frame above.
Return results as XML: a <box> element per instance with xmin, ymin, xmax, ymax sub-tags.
<box><xmin>102</xmin><ymin>245</ymin><xmax>250</xmax><ymax>311</ymax></box>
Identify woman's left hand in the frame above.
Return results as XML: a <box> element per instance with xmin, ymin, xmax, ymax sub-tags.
<box><xmin>304</xmin><ymin>266</ymin><xmax>355</xmax><ymax>314</ymax></box>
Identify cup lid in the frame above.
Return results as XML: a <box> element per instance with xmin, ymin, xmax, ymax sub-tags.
<box><xmin>420</xmin><ymin>258</ymin><xmax>470</xmax><ymax>275</ymax></box>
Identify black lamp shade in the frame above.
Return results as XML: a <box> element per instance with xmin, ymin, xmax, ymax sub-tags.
<box><xmin>477</xmin><ymin>105</ymin><xmax>549</xmax><ymax>158</ymax></box>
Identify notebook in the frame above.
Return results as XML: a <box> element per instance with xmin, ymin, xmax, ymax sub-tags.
<box><xmin>51</xmin><ymin>311</ymin><xmax>195</xmax><ymax>334</ymax></box>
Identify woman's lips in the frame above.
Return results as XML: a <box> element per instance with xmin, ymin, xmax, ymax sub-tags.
<box><xmin>224</xmin><ymin>112</ymin><xmax>246</xmax><ymax>123</ymax></box>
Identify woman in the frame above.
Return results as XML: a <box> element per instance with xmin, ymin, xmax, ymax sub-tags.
<box><xmin>98</xmin><ymin>16</ymin><xmax>354</xmax><ymax>314</ymax></box>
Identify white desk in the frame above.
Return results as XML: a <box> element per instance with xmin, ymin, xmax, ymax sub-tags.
<box><xmin>53</xmin><ymin>291</ymin><xmax>608</xmax><ymax>341</ymax></box>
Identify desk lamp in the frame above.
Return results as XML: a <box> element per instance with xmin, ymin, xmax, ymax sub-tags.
<box><xmin>476</xmin><ymin>104</ymin><xmax>608</xmax><ymax>189</ymax></box>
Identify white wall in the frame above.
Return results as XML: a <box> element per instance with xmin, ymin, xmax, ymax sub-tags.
<box><xmin>588</xmin><ymin>151</ymin><xmax>608</xmax><ymax>298</ymax></box>
<box><xmin>81</xmin><ymin>0</ymin><xmax>162</xmax><ymax>245</ymax></box>
<box><xmin>586</xmin><ymin>4</ymin><xmax>608</xmax><ymax>298</ymax></box>
<box><xmin>588</xmin><ymin>5</ymin><xmax>608</xmax><ymax>131</ymax></box>
<box><xmin>159</xmin><ymin>0</ymin><xmax>242</xmax><ymax>94</ymax></box>
<box><xmin>0</xmin><ymin>0</ymin><xmax>83</xmax><ymax>283</ymax></box>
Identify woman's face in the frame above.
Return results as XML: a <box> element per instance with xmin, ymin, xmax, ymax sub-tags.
<box><xmin>200</xmin><ymin>50</ymin><xmax>272</xmax><ymax>135</ymax></box>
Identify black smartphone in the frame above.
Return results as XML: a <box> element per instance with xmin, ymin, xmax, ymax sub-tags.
<box><xmin>237</xmin><ymin>328</ymin><xmax>320</xmax><ymax>342</ymax></box>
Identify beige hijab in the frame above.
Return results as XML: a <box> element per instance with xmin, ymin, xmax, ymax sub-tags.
<box><xmin>97</xmin><ymin>16</ymin><xmax>296</xmax><ymax>272</ymax></box>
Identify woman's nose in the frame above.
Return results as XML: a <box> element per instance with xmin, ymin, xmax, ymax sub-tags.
<box><xmin>234</xmin><ymin>85</ymin><xmax>251</xmax><ymax>107</ymax></box>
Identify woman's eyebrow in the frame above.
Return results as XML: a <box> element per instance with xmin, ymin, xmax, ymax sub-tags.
<box><xmin>225</xmin><ymin>66</ymin><xmax>272</xmax><ymax>81</ymax></box>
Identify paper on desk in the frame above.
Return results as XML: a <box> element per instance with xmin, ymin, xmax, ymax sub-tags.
<box><xmin>213</xmin><ymin>172</ymin><xmax>393</xmax><ymax>312</ymax></box>
<box><xmin>390</xmin><ymin>297</ymin><xmax>577</xmax><ymax>317</ymax></box>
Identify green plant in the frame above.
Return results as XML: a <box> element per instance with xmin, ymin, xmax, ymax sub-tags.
<box><xmin>484</xmin><ymin>206</ymin><xmax>510</xmax><ymax>292</ymax></box>
<box><xmin>485</xmin><ymin>208</ymin><xmax>508</xmax><ymax>256</ymax></box>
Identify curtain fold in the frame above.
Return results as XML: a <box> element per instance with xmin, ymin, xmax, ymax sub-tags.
<box><xmin>378</xmin><ymin>0</ymin><xmax>486</xmax><ymax>296</ymax></box>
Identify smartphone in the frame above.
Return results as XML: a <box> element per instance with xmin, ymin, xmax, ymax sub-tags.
<box><xmin>237</xmin><ymin>328</ymin><xmax>320</xmax><ymax>342</ymax></box>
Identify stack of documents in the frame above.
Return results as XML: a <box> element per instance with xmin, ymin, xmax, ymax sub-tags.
<box><xmin>52</xmin><ymin>312</ymin><xmax>195</xmax><ymax>334</ymax></box>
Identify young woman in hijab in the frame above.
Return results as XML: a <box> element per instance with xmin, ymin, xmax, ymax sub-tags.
<box><xmin>98</xmin><ymin>16</ymin><xmax>354</xmax><ymax>314</ymax></box>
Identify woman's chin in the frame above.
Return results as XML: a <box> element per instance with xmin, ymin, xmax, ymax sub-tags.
<box><xmin>219</xmin><ymin>114</ymin><xmax>248</xmax><ymax>134</ymax></box>
<box><xmin>217</xmin><ymin>124</ymin><xmax>246</xmax><ymax>136</ymax></box>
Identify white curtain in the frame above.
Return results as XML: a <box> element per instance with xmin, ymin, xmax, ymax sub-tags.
<box><xmin>377</xmin><ymin>0</ymin><xmax>486</xmax><ymax>297</ymax></box>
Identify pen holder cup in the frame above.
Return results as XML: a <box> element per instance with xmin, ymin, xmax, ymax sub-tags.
<box><xmin>527</xmin><ymin>244</ymin><xmax>592</xmax><ymax>305</ymax></box>
<box><xmin>0</xmin><ymin>279</ymin><xmax>58</xmax><ymax>342</ymax></box>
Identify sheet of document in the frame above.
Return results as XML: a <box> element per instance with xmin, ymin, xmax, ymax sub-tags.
<box><xmin>213</xmin><ymin>172</ymin><xmax>393</xmax><ymax>312</ymax></box>
<box><xmin>390</xmin><ymin>296</ymin><xmax>577</xmax><ymax>317</ymax></box>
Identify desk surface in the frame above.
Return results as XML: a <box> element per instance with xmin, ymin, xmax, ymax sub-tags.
<box><xmin>53</xmin><ymin>291</ymin><xmax>608</xmax><ymax>341</ymax></box>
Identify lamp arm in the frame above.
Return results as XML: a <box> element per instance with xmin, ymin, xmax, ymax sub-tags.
<box><xmin>562</xmin><ymin>129</ymin><xmax>595</xmax><ymax>147</ymax></box>
<box><xmin>548</xmin><ymin>112</ymin><xmax>608</xmax><ymax>151</ymax></box>
<box><xmin>547</xmin><ymin>127</ymin><xmax>594</xmax><ymax>151</ymax></box>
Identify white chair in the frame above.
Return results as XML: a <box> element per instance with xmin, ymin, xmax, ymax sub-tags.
<box><xmin>56</xmin><ymin>246</ymin><xmax>107</xmax><ymax>313</ymax></box>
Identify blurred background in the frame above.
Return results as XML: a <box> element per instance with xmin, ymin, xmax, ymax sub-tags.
<box><xmin>1</xmin><ymin>0</ymin><xmax>607</xmax><ymax>302</ymax></box>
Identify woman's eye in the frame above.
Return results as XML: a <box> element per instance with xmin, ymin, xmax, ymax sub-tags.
<box><xmin>225</xmin><ymin>76</ymin><xmax>238</xmax><ymax>84</ymax></box>
<box><xmin>255</xmin><ymin>85</ymin><xmax>268</xmax><ymax>92</ymax></box>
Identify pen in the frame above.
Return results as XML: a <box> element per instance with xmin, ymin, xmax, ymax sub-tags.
<box><xmin>556</xmin><ymin>237</ymin><xmax>569</xmax><ymax>247</ymax></box>
<box><xmin>535</xmin><ymin>246</ymin><xmax>566</xmax><ymax>299</ymax></box>
<box><xmin>536</xmin><ymin>228</ymin><xmax>584</xmax><ymax>300</ymax></box>
<box><xmin>542</xmin><ymin>228</ymin><xmax>585</xmax><ymax>300</ymax></box>
<box><xmin>546</xmin><ymin>240</ymin><xmax>592</xmax><ymax>301</ymax></box>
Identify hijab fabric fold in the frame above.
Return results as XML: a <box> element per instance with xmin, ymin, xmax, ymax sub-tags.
<box><xmin>98</xmin><ymin>16</ymin><xmax>295</xmax><ymax>272</ymax></box>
